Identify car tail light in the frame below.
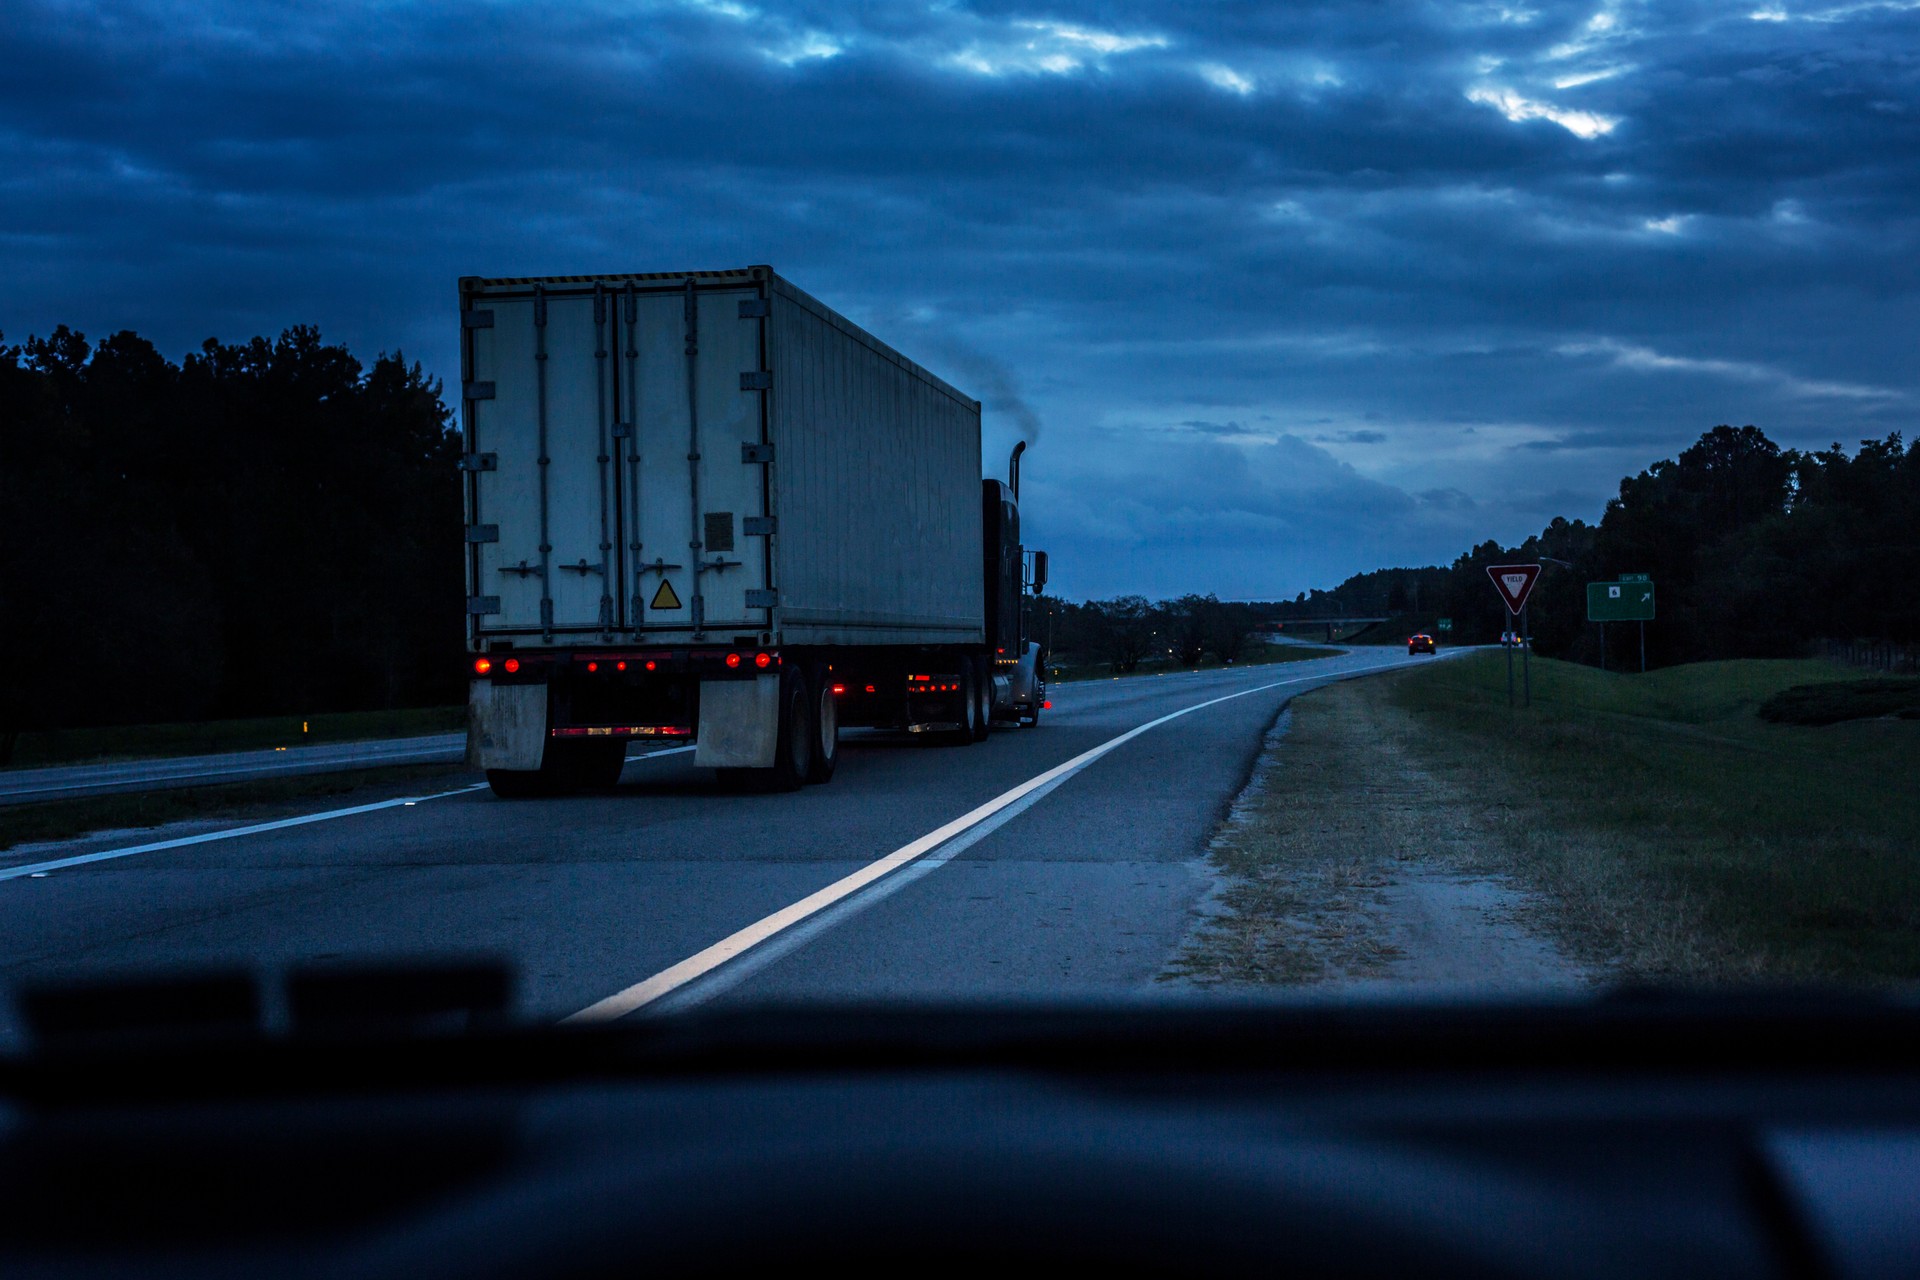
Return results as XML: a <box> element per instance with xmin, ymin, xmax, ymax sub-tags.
<box><xmin>725</xmin><ymin>653</ymin><xmax>742</xmax><ymax>669</ymax></box>
<box><xmin>503</xmin><ymin>657</ymin><xmax>521</xmax><ymax>674</ymax></box>
<box><xmin>473</xmin><ymin>658</ymin><xmax>492</xmax><ymax>676</ymax></box>
<box><xmin>865</xmin><ymin>684</ymin><xmax>876</xmax><ymax>693</ymax></box>
<box><xmin>832</xmin><ymin>684</ymin><xmax>846</xmax><ymax>695</ymax></box>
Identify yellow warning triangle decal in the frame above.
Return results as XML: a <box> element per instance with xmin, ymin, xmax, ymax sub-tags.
<box><xmin>649</xmin><ymin>579</ymin><xmax>683</xmax><ymax>611</ymax></box>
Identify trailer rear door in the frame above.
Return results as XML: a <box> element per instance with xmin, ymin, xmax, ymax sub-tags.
<box><xmin>463</xmin><ymin>274</ymin><xmax>771</xmax><ymax>642</ymax></box>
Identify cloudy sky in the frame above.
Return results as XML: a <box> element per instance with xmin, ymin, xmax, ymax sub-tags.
<box><xmin>4</xmin><ymin>0</ymin><xmax>1917</xmax><ymax>598</ymax></box>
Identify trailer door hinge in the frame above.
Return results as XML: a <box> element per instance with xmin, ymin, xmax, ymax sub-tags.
<box><xmin>462</xmin><ymin>309</ymin><xmax>495</xmax><ymax>330</ymax></box>
<box><xmin>459</xmin><ymin>452</ymin><xmax>498</xmax><ymax>472</ymax></box>
<box><xmin>745</xmin><ymin>589</ymin><xmax>778</xmax><ymax>610</ymax></box>
<box><xmin>739</xmin><ymin>370</ymin><xmax>771</xmax><ymax>391</ymax></box>
<box><xmin>741</xmin><ymin>443</ymin><xmax>773</xmax><ymax>464</ymax></box>
<box><xmin>743</xmin><ymin>516</ymin><xmax>776</xmax><ymax>536</ymax></box>
<box><xmin>737</xmin><ymin>298</ymin><xmax>769</xmax><ymax>319</ymax></box>
<box><xmin>463</xmin><ymin>381</ymin><xmax>496</xmax><ymax>401</ymax></box>
<box><xmin>465</xmin><ymin>524</ymin><xmax>499</xmax><ymax>544</ymax></box>
<box><xmin>467</xmin><ymin>595</ymin><xmax>501</xmax><ymax>615</ymax></box>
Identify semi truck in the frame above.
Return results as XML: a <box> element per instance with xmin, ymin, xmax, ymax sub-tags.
<box><xmin>458</xmin><ymin>267</ymin><xmax>1048</xmax><ymax>797</ymax></box>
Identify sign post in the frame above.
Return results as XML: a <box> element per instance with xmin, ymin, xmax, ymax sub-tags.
<box><xmin>1586</xmin><ymin>576</ymin><xmax>1655</xmax><ymax>673</ymax></box>
<box><xmin>1485</xmin><ymin>564</ymin><xmax>1543</xmax><ymax>708</ymax></box>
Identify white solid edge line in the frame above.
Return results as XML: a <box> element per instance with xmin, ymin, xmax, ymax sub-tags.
<box><xmin>1</xmin><ymin>741</ymin><xmax>704</xmax><ymax>880</ymax></box>
<box><xmin>562</xmin><ymin>655</ymin><xmax>1416</xmax><ymax>1024</ymax></box>
<box><xmin>0</xmin><ymin>783</ymin><xmax>491</xmax><ymax>883</ymax></box>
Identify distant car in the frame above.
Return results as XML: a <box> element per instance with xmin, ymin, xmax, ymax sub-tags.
<box><xmin>1408</xmin><ymin>633</ymin><xmax>1436</xmax><ymax>655</ymax></box>
<box><xmin>1499</xmin><ymin>631</ymin><xmax>1528</xmax><ymax>647</ymax></box>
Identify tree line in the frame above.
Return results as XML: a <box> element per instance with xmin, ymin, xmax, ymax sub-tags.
<box><xmin>0</xmin><ymin>325</ymin><xmax>464</xmax><ymax>754</ymax></box>
<box><xmin>1043</xmin><ymin>424</ymin><xmax>1917</xmax><ymax>675</ymax></box>
<box><xmin>1250</xmin><ymin>425</ymin><xmax>1916</xmax><ymax>671</ymax></box>
<box><xmin>1035</xmin><ymin>594</ymin><xmax>1262</xmax><ymax>673</ymax></box>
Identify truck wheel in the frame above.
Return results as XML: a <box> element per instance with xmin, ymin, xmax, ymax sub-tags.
<box><xmin>807</xmin><ymin>666</ymin><xmax>839</xmax><ymax>784</ymax></box>
<box><xmin>558</xmin><ymin>740</ymin><xmax>626</xmax><ymax>792</ymax></box>
<box><xmin>485</xmin><ymin>768</ymin><xmax>551</xmax><ymax>799</ymax></box>
<box><xmin>768</xmin><ymin>666</ymin><xmax>815</xmax><ymax>792</ymax></box>
<box><xmin>969</xmin><ymin>657</ymin><xmax>992</xmax><ymax>742</ymax></box>
<box><xmin>947</xmin><ymin>661</ymin><xmax>978</xmax><ymax>746</ymax></box>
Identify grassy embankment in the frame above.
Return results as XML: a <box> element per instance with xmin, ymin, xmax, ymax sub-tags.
<box><xmin>1048</xmin><ymin>642</ymin><xmax>1343</xmax><ymax>684</ymax></box>
<box><xmin>6</xmin><ymin>706</ymin><xmax>465</xmax><ymax>770</ymax></box>
<box><xmin>1176</xmin><ymin>652</ymin><xmax>1920</xmax><ymax>984</ymax></box>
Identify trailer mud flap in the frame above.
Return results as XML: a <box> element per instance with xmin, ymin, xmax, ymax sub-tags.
<box><xmin>468</xmin><ymin>680</ymin><xmax>549</xmax><ymax>771</ymax></box>
<box><xmin>695</xmin><ymin>675</ymin><xmax>779</xmax><ymax>769</ymax></box>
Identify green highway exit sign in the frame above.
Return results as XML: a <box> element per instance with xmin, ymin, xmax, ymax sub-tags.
<box><xmin>1588</xmin><ymin>579</ymin><xmax>1655</xmax><ymax>622</ymax></box>
<box><xmin>1436</xmin><ymin>617</ymin><xmax>1453</xmax><ymax>632</ymax></box>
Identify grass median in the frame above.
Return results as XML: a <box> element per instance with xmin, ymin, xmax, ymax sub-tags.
<box><xmin>5</xmin><ymin>705</ymin><xmax>465</xmax><ymax>770</ymax></box>
<box><xmin>1175</xmin><ymin>650</ymin><xmax>1920</xmax><ymax>985</ymax></box>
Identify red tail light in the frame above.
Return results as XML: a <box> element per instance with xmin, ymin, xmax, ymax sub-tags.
<box><xmin>754</xmin><ymin>651</ymin><xmax>772</xmax><ymax>669</ymax></box>
<box><xmin>865</xmin><ymin>684</ymin><xmax>876</xmax><ymax>693</ymax></box>
<box><xmin>618</xmin><ymin>660</ymin><xmax>629</xmax><ymax>671</ymax></box>
<box><xmin>586</xmin><ymin>661</ymin><xmax>598</xmax><ymax>673</ymax></box>
<box><xmin>725</xmin><ymin>652</ymin><xmax>742</xmax><ymax>669</ymax></box>
<box><xmin>1043</xmin><ymin>700</ymin><xmax>1052</xmax><ymax>709</ymax></box>
<box><xmin>832</xmin><ymin>684</ymin><xmax>846</xmax><ymax>695</ymax></box>
<box><xmin>642</xmin><ymin>660</ymin><xmax>654</xmax><ymax>672</ymax></box>
<box><xmin>474</xmin><ymin>658</ymin><xmax>492</xmax><ymax>676</ymax></box>
<box><xmin>503</xmin><ymin>657</ymin><xmax>521</xmax><ymax>674</ymax></box>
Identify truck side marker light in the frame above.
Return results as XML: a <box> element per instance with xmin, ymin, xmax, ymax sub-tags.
<box><xmin>503</xmin><ymin>657</ymin><xmax>521</xmax><ymax>674</ymax></box>
<box><xmin>642</xmin><ymin>660</ymin><xmax>653</xmax><ymax>672</ymax></box>
<box><xmin>1043</xmin><ymin>701</ymin><xmax>1052</xmax><ymax>709</ymax></box>
<box><xmin>617</xmin><ymin>661</ymin><xmax>628</xmax><ymax>671</ymax></box>
<box><xmin>587</xmin><ymin>661</ymin><xmax>598</xmax><ymax>673</ymax></box>
<box><xmin>474</xmin><ymin>658</ymin><xmax>492</xmax><ymax>675</ymax></box>
<box><xmin>725</xmin><ymin>653</ymin><xmax>742</xmax><ymax>669</ymax></box>
<box><xmin>754</xmin><ymin>652</ymin><xmax>772</xmax><ymax>669</ymax></box>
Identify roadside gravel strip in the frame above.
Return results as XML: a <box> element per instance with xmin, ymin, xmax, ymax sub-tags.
<box><xmin>1166</xmin><ymin>670</ymin><xmax>1591</xmax><ymax>991</ymax></box>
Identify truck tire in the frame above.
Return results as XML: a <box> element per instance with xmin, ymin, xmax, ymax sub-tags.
<box><xmin>558</xmin><ymin>740</ymin><xmax>626</xmax><ymax>792</ymax></box>
<box><xmin>768</xmin><ymin>665</ymin><xmax>815</xmax><ymax>792</ymax></box>
<box><xmin>485</xmin><ymin>768</ymin><xmax>552</xmax><ymax>799</ymax></box>
<box><xmin>947</xmin><ymin>660</ymin><xmax>979</xmax><ymax>746</ymax></box>
<box><xmin>969</xmin><ymin>656</ymin><xmax>992</xmax><ymax>742</ymax></box>
<box><xmin>807</xmin><ymin>665</ymin><xmax>839</xmax><ymax>784</ymax></box>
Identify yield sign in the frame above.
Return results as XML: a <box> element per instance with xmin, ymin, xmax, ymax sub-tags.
<box><xmin>1486</xmin><ymin>563</ymin><xmax>1542</xmax><ymax>614</ymax></box>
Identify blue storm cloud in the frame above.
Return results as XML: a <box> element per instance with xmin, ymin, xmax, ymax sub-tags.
<box><xmin>3</xmin><ymin>0</ymin><xmax>1916</xmax><ymax>596</ymax></box>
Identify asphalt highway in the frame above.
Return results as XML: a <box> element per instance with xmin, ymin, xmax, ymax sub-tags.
<box><xmin>0</xmin><ymin>648</ymin><xmax>1453</xmax><ymax>1036</ymax></box>
<box><xmin>0</xmin><ymin>734</ymin><xmax>468</xmax><ymax>806</ymax></box>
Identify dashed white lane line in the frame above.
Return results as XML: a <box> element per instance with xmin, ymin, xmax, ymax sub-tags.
<box><xmin>563</xmin><ymin>656</ymin><xmax>1417</xmax><ymax>1022</ymax></box>
<box><xmin>1</xmin><ymin>744</ymin><xmax>701</xmax><ymax>883</ymax></box>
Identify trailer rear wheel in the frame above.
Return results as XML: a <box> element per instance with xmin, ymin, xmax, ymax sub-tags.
<box><xmin>947</xmin><ymin>661</ymin><xmax>979</xmax><ymax>746</ymax></box>
<box><xmin>557</xmin><ymin>740</ymin><xmax>626</xmax><ymax>792</ymax></box>
<box><xmin>969</xmin><ymin>657</ymin><xmax>992</xmax><ymax>742</ymax></box>
<box><xmin>768</xmin><ymin>666</ymin><xmax>815</xmax><ymax>791</ymax></box>
<box><xmin>484</xmin><ymin>768</ymin><xmax>551</xmax><ymax>799</ymax></box>
<box><xmin>807</xmin><ymin>666</ymin><xmax>839</xmax><ymax>784</ymax></box>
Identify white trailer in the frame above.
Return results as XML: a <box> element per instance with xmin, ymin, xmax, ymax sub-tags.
<box><xmin>459</xmin><ymin>267</ymin><xmax>1047</xmax><ymax>796</ymax></box>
